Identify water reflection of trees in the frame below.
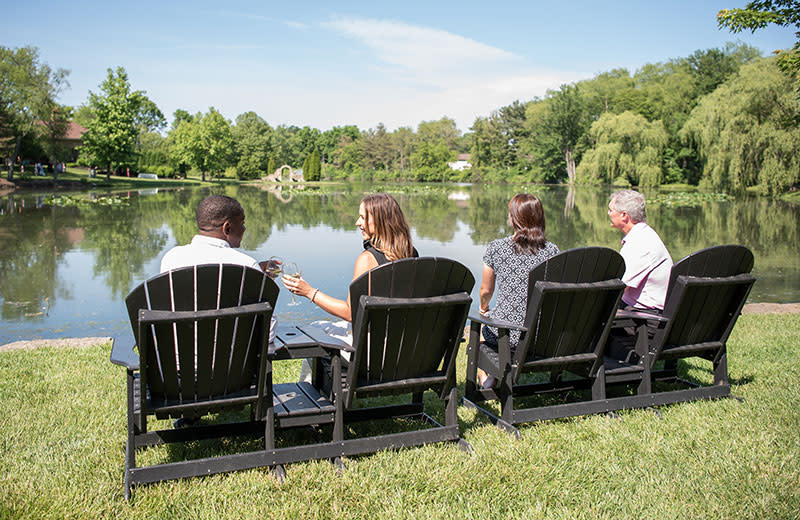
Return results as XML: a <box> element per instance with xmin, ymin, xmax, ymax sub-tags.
<box><xmin>1</xmin><ymin>185</ymin><xmax>797</xmax><ymax>325</ymax></box>
<box><xmin>79</xmin><ymin>199</ymin><xmax>169</xmax><ymax>298</ymax></box>
<box><xmin>0</xmin><ymin>198</ymin><xmax>80</xmax><ymax>320</ymax></box>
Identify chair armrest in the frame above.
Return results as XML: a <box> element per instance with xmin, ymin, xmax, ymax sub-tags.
<box><xmin>297</xmin><ymin>324</ymin><xmax>355</xmax><ymax>354</ymax></box>
<box><xmin>110</xmin><ymin>335</ymin><xmax>139</xmax><ymax>370</ymax></box>
<box><xmin>614</xmin><ymin>309</ymin><xmax>670</xmax><ymax>324</ymax></box>
<box><xmin>467</xmin><ymin>311</ymin><xmax>527</xmax><ymax>332</ymax></box>
<box><xmin>139</xmin><ymin>301</ymin><xmax>273</xmax><ymax>325</ymax></box>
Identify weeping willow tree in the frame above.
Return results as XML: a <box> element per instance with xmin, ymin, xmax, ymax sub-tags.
<box><xmin>680</xmin><ymin>57</ymin><xmax>800</xmax><ymax>195</ymax></box>
<box><xmin>576</xmin><ymin>111</ymin><xmax>668</xmax><ymax>186</ymax></box>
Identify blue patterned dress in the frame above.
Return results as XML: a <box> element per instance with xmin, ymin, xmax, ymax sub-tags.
<box><xmin>482</xmin><ymin>237</ymin><xmax>560</xmax><ymax>348</ymax></box>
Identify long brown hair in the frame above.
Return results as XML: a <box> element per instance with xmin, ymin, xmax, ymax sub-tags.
<box><xmin>362</xmin><ymin>193</ymin><xmax>414</xmax><ymax>261</ymax></box>
<box><xmin>509</xmin><ymin>193</ymin><xmax>546</xmax><ymax>254</ymax></box>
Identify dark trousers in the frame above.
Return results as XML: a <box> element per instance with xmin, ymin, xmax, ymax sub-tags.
<box><xmin>606</xmin><ymin>304</ymin><xmax>663</xmax><ymax>364</ymax></box>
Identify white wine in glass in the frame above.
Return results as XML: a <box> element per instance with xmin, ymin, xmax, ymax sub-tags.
<box><xmin>284</xmin><ymin>262</ymin><xmax>303</xmax><ymax>306</ymax></box>
<box><xmin>266</xmin><ymin>256</ymin><xmax>283</xmax><ymax>279</ymax></box>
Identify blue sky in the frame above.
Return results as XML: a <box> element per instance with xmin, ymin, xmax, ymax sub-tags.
<box><xmin>5</xmin><ymin>1</ymin><xmax>796</xmax><ymax>132</ymax></box>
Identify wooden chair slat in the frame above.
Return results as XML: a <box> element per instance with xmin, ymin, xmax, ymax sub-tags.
<box><xmin>210</xmin><ymin>318</ymin><xmax>235</xmax><ymax>396</ymax></box>
<box><xmin>175</xmin><ymin>321</ymin><xmax>197</xmax><ymax>400</ymax></box>
<box><xmin>169</xmin><ymin>268</ymin><xmax>196</xmax><ymax>311</ymax></box>
<box><xmin>194</xmin><ymin>320</ymin><xmax>215</xmax><ymax>396</ymax></box>
<box><xmin>195</xmin><ymin>264</ymin><xmax>221</xmax><ymax>310</ymax></box>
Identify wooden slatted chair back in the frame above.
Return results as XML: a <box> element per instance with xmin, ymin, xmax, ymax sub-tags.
<box><xmin>665</xmin><ymin>244</ymin><xmax>754</xmax><ymax>303</ymax></box>
<box><xmin>656</xmin><ymin>246</ymin><xmax>755</xmax><ymax>360</ymax></box>
<box><xmin>125</xmin><ymin>264</ymin><xmax>278</xmax><ymax>411</ymax></box>
<box><xmin>513</xmin><ymin>247</ymin><xmax>626</xmax><ymax>380</ymax></box>
<box><xmin>346</xmin><ymin>258</ymin><xmax>474</xmax><ymax>406</ymax></box>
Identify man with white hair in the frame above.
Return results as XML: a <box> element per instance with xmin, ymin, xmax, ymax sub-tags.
<box><xmin>606</xmin><ymin>189</ymin><xmax>673</xmax><ymax>363</ymax></box>
<box><xmin>608</xmin><ymin>189</ymin><xmax>672</xmax><ymax>311</ymax></box>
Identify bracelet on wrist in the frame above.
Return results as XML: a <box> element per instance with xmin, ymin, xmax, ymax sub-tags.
<box><xmin>311</xmin><ymin>288</ymin><xmax>319</xmax><ymax>303</ymax></box>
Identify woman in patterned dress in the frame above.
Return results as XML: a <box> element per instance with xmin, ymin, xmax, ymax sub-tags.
<box><xmin>477</xmin><ymin>193</ymin><xmax>560</xmax><ymax>388</ymax></box>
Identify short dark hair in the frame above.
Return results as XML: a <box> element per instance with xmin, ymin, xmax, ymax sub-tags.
<box><xmin>196</xmin><ymin>195</ymin><xmax>244</xmax><ymax>231</ymax></box>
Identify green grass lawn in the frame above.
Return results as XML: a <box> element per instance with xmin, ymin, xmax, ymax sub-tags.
<box><xmin>1</xmin><ymin>314</ymin><xmax>799</xmax><ymax>519</ymax></box>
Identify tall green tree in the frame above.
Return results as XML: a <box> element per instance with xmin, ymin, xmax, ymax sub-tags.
<box><xmin>167</xmin><ymin>108</ymin><xmax>234</xmax><ymax>182</ymax></box>
<box><xmin>80</xmin><ymin>67</ymin><xmax>164</xmax><ymax>180</ymax></box>
<box><xmin>318</xmin><ymin>125</ymin><xmax>360</xmax><ymax>170</ymax></box>
<box><xmin>0</xmin><ymin>45</ymin><xmax>69</xmax><ymax>180</ymax></box>
<box><xmin>301</xmin><ymin>153</ymin><xmax>310</xmax><ymax>179</ymax></box>
<box><xmin>577</xmin><ymin>111</ymin><xmax>669</xmax><ymax>186</ymax></box>
<box><xmin>307</xmin><ymin>148</ymin><xmax>321</xmax><ymax>181</ymax></box>
<box><xmin>167</xmin><ymin>116</ymin><xmax>201</xmax><ymax>179</ymax></box>
<box><xmin>410</xmin><ymin>140</ymin><xmax>452</xmax><ymax>181</ymax></box>
<box><xmin>361</xmin><ymin>123</ymin><xmax>393</xmax><ymax>172</ymax></box>
<box><xmin>72</xmin><ymin>104</ymin><xmax>94</xmax><ymax>128</ymax></box>
<box><xmin>198</xmin><ymin>108</ymin><xmax>235</xmax><ymax>181</ymax></box>
<box><xmin>719</xmin><ymin>1</ymin><xmax>800</xmax><ymax>79</ymax></box>
<box><xmin>470</xmin><ymin>115</ymin><xmax>501</xmax><ymax>171</ymax></box>
<box><xmin>232</xmin><ymin>111</ymin><xmax>272</xmax><ymax>180</ymax></box>
<box><xmin>536</xmin><ymin>84</ymin><xmax>588</xmax><ymax>184</ymax></box>
<box><xmin>681</xmin><ymin>57</ymin><xmax>800</xmax><ymax>194</ymax></box>
<box><xmin>38</xmin><ymin>104</ymin><xmax>73</xmax><ymax>180</ymax></box>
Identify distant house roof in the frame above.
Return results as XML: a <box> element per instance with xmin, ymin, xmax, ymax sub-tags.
<box><xmin>64</xmin><ymin>122</ymin><xmax>87</xmax><ymax>140</ymax></box>
<box><xmin>34</xmin><ymin>121</ymin><xmax>88</xmax><ymax>141</ymax></box>
<box><xmin>457</xmin><ymin>153</ymin><xmax>471</xmax><ymax>161</ymax></box>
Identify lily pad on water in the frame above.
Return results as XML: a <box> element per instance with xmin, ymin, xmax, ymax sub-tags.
<box><xmin>43</xmin><ymin>194</ymin><xmax>131</xmax><ymax>207</ymax></box>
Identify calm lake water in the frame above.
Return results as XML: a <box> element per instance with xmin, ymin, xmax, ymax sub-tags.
<box><xmin>1</xmin><ymin>183</ymin><xmax>798</xmax><ymax>345</ymax></box>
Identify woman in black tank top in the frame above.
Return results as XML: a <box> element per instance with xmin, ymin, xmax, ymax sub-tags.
<box><xmin>363</xmin><ymin>239</ymin><xmax>419</xmax><ymax>266</ymax></box>
<box><xmin>283</xmin><ymin>193</ymin><xmax>417</xmax><ymax>321</ymax></box>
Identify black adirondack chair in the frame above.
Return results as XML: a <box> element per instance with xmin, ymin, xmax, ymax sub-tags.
<box><xmin>322</xmin><ymin>257</ymin><xmax>475</xmax><ymax>462</ymax></box>
<box><xmin>463</xmin><ymin>247</ymin><xmax>637</xmax><ymax>437</ymax></box>
<box><xmin>110</xmin><ymin>264</ymin><xmax>279</xmax><ymax>500</ymax></box>
<box><xmin>606</xmin><ymin>244</ymin><xmax>756</xmax><ymax>405</ymax></box>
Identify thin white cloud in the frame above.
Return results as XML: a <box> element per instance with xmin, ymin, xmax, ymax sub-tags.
<box><xmin>325</xmin><ymin>16</ymin><xmax>516</xmax><ymax>79</ymax></box>
<box><xmin>148</xmin><ymin>16</ymin><xmax>590</xmax><ymax>132</ymax></box>
<box><xmin>313</xmin><ymin>16</ymin><xmax>586</xmax><ymax>129</ymax></box>
<box><xmin>285</xmin><ymin>20</ymin><xmax>308</xmax><ymax>30</ymax></box>
<box><xmin>211</xmin><ymin>10</ymin><xmax>275</xmax><ymax>23</ymax></box>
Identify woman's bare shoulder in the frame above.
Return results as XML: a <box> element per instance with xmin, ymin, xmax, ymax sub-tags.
<box><xmin>352</xmin><ymin>250</ymin><xmax>379</xmax><ymax>280</ymax></box>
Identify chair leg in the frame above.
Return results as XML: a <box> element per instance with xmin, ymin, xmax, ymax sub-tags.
<box><xmin>464</xmin><ymin>321</ymin><xmax>481</xmax><ymax>399</ymax></box>
<box><xmin>496</xmin><ymin>329</ymin><xmax>515</xmax><ymax>430</ymax></box>
<box><xmin>445</xmin><ymin>387</ymin><xmax>458</xmax><ymax>427</ymax></box>
<box><xmin>445</xmin><ymin>386</ymin><xmax>471</xmax><ymax>452</ymax></box>
<box><xmin>637</xmin><ymin>326</ymin><xmax>652</xmax><ymax>395</ymax></box>
<box><xmin>125</xmin><ymin>370</ymin><xmax>136</xmax><ymax>501</ymax></box>
<box><xmin>639</xmin><ymin>352</ymin><xmax>652</xmax><ymax>395</ymax></box>
<box><xmin>713</xmin><ymin>350</ymin><xmax>728</xmax><ymax>386</ymax></box>
<box><xmin>592</xmin><ymin>365</ymin><xmax>606</xmax><ymax>401</ymax></box>
<box><xmin>331</xmin><ymin>354</ymin><xmax>345</xmax><ymax>469</ymax></box>
<box><xmin>271</xmin><ymin>464</ymin><xmax>286</xmax><ymax>482</ymax></box>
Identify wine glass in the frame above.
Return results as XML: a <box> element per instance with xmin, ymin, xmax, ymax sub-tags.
<box><xmin>266</xmin><ymin>256</ymin><xmax>283</xmax><ymax>279</ymax></box>
<box><xmin>283</xmin><ymin>262</ymin><xmax>303</xmax><ymax>306</ymax></box>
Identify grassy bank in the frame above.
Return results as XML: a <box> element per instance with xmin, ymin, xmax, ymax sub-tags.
<box><xmin>1</xmin><ymin>313</ymin><xmax>799</xmax><ymax>519</ymax></box>
<box><xmin>8</xmin><ymin>167</ymin><xmax>242</xmax><ymax>191</ymax></box>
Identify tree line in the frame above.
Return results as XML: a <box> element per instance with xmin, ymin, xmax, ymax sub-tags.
<box><xmin>2</xmin><ymin>3</ymin><xmax>798</xmax><ymax>193</ymax></box>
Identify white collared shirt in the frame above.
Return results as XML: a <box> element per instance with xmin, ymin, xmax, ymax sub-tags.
<box><xmin>620</xmin><ymin>222</ymin><xmax>673</xmax><ymax>310</ymax></box>
<box><xmin>159</xmin><ymin>235</ymin><xmax>276</xmax><ymax>341</ymax></box>
<box><xmin>160</xmin><ymin>235</ymin><xmax>260</xmax><ymax>273</ymax></box>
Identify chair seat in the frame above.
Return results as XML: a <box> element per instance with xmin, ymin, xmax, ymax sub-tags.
<box><xmin>273</xmin><ymin>382</ymin><xmax>335</xmax><ymax>428</ymax></box>
<box><xmin>603</xmin><ymin>356</ymin><xmax>646</xmax><ymax>376</ymax></box>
